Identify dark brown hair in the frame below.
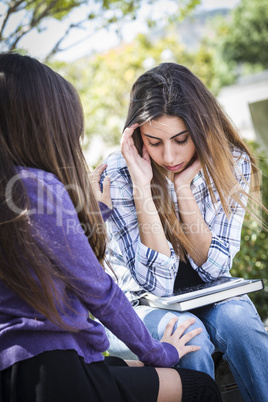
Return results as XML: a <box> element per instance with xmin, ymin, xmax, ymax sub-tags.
<box><xmin>124</xmin><ymin>62</ymin><xmax>265</xmax><ymax>259</ymax></box>
<box><xmin>0</xmin><ymin>52</ymin><xmax>107</xmax><ymax>329</ymax></box>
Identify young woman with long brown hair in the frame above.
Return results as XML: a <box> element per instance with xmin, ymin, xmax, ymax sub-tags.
<box><xmin>97</xmin><ymin>62</ymin><xmax>268</xmax><ymax>402</ymax></box>
<box><xmin>0</xmin><ymin>54</ymin><xmax>221</xmax><ymax>402</ymax></box>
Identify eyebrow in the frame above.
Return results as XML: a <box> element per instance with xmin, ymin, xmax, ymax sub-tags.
<box><xmin>143</xmin><ymin>130</ymin><xmax>188</xmax><ymax>140</ymax></box>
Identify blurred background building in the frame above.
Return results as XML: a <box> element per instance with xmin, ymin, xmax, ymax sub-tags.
<box><xmin>218</xmin><ymin>70</ymin><xmax>268</xmax><ymax>154</ymax></box>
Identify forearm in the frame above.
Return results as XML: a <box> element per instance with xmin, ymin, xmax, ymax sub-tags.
<box><xmin>133</xmin><ymin>185</ymin><xmax>171</xmax><ymax>257</ymax></box>
<box><xmin>176</xmin><ymin>185</ymin><xmax>212</xmax><ymax>266</ymax></box>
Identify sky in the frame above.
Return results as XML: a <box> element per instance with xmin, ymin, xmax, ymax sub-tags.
<box><xmin>0</xmin><ymin>0</ymin><xmax>240</xmax><ymax>62</ymax></box>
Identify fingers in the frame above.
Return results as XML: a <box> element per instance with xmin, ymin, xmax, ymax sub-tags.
<box><xmin>162</xmin><ymin>317</ymin><xmax>178</xmax><ymax>338</ymax></box>
<box><xmin>162</xmin><ymin>317</ymin><xmax>197</xmax><ymax>341</ymax></box>
<box><xmin>161</xmin><ymin>316</ymin><xmax>203</xmax><ymax>359</ymax></box>
<box><xmin>89</xmin><ymin>163</ymin><xmax>112</xmax><ymax>208</ymax></box>
<box><xmin>175</xmin><ymin>321</ymin><xmax>202</xmax><ymax>358</ymax></box>
<box><xmin>180</xmin><ymin>327</ymin><xmax>202</xmax><ymax>345</ymax></box>
<box><xmin>90</xmin><ymin>163</ymin><xmax>107</xmax><ymax>183</ymax></box>
<box><xmin>174</xmin><ymin>317</ymin><xmax>197</xmax><ymax>337</ymax></box>
<box><xmin>90</xmin><ymin>178</ymin><xmax>100</xmax><ymax>195</ymax></box>
<box><xmin>102</xmin><ymin>176</ymin><xmax>111</xmax><ymax>195</ymax></box>
<box><xmin>163</xmin><ymin>317</ymin><xmax>202</xmax><ymax>343</ymax></box>
<box><xmin>95</xmin><ymin>163</ymin><xmax>107</xmax><ymax>174</ymax></box>
<box><xmin>120</xmin><ymin>124</ymin><xmax>139</xmax><ymax>151</ymax></box>
<box><xmin>102</xmin><ymin>176</ymin><xmax>112</xmax><ymax>209</ymax></box>
<box><xmin>124</xmin><ymin>123</ymin><xmax>139</xmax><ymax>137</ymax></box>
<box><xmin>179</xmin><ymin>344</ymin><xmax>201</xmax><ymax>358</ymax></box>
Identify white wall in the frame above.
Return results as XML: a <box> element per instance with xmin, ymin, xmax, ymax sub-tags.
<box><xmin>217</xmin><ymin>70</ymin><xmax>268</xmax><ymax>143</ymax></box>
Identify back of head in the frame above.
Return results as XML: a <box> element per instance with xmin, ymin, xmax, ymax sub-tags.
<box><xmin>0</xmin><ymin>53</ymin><xmax>107</xmax><ymax>328</ymax></box>
<box><xmin>0</xmin><ymin>52</ymin><xmax>84</xmax><ymax>173</ymax></box>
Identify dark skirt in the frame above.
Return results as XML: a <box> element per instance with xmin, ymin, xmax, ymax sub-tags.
<box><xmin>0</xmin><ymin>350</ymin><xmax>222</xmax><ymax>402</ymax></box>
<box><xmin>0</xmin><ymin>350</ymin><xmax>159</xmax><ymax>402</ymax></box>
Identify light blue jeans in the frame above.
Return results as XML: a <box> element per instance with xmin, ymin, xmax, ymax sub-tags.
<box><xmin>105</xmin><ymin>295</ymin><xmax>268</xmax><ymax>402</ymax></box>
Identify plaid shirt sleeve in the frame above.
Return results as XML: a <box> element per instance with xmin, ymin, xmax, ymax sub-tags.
<box><xmin>103</xmin><ymin>152</ymin><xmax>178</xmax><ymax>296</ymax></box>
<box><xmin>103</xmin><ymin>149</ymin><xmax>251</xmax><ymax>296</ymax></box>
<box><xmin>189</xmin><ymin>149</ymin><xmax>251</xmax><ymax>280</ymax></box>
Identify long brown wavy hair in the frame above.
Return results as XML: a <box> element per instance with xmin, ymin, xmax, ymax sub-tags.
<box><xmin>0</xmin><ymin>52</ymin><xmax>107</xmax><ymax>329</ymax></box>
<box><xmin>124</xmin><ymin>62</ymin><xmax>266</xmax><ymax>260</ymax></box>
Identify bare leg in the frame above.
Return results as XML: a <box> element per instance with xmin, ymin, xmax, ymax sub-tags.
<box><xmin>125</xmin><ymin>360</ymin><xmax>182</xmax><ymax>402</ymax></box>
<box><xmin>124</xmin><ymin>360</ymin><xmax>221</xmax><ymax>402</ymax></box>
<box><xmin>125</xmin><ymin>360</ymin><xmax>182</xmax><ymax>401</ymax></box>
<box><xmin>155</xmin><ymin>368</ymin><xmax>182</xmax><ymax>402</ymax></box>
<box><xmin>124</xmin><ymin>360</ymin><xmax>144</xmax><ymax>367</ymax></box>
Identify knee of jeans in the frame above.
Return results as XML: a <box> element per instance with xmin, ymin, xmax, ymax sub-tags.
<box><xmin>155</xmin><ymin>311</ymin><xmax>210</xmax><ymax>342</ymax></box>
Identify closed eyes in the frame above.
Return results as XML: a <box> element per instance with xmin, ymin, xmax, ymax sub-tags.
<box><xmin>149</xmin><ymin>135</ymin><xmax>189</xmax><ymax>147</ymax></box>
<box><xmin>175</xmin><ymin>136</ymin><xmax>189</xmax><ymax>145</ymax></box>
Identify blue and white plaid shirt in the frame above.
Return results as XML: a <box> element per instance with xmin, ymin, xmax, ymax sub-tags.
<box><xmin>102</xmin><ymin>148</ymin><xmax>251</xmax><ymax>302</ymax></box>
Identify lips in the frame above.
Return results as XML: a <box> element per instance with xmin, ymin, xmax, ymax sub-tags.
<box><xmin>164</xmin><ymin>163</ymin><xmax>183</xmax><ymax>172</ymax></box>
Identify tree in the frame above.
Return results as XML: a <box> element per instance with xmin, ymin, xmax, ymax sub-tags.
<box><xmin>0</xmin><ymin>0</ymin><xmax>200</xmax><ymax>60</ymax></box>
<box><xmin>219</xmin><ymin>0</ymin><xmax>268</xmax><ymax>68</ymax></box>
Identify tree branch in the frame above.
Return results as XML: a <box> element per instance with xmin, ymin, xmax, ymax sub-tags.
<box><xmin>45</xmin><ymin>17</ymin><xmax>108</xmax><ymax>60</ymax></box>
<box><xmin>7</xmin><ymin>0</ymin><xmax>82</xmax><ymax>50</ymax></box>
<box><xmin>0</xmin><ymin>0</ymin><xmax>25</xmax><ymax>38</ymax></box>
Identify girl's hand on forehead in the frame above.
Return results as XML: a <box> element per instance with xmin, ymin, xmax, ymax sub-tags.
<box><xmin>173</xmin><ymin>154</ymin><xmax>201</xmax><ymax>190</ymax></box>
<box><xmin>121</xmin><ymin>124</ymin><xmax>153</xmax><ymax>187</ymax></box>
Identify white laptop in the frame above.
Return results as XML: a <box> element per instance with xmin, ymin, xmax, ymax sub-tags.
<box><xmin>141</xmin><ymin>277</ymin><xmax>264</xmax><ymax>311</ymax></box>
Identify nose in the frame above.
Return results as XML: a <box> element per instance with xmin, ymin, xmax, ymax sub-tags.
<box><xmin>163</xmin><ymin>143</ymin><xmax>175</xmax><ymax>165</ymax></box>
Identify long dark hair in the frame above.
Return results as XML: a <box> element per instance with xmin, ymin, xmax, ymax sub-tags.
<box><xmin>0</xmin><ymin>52</ymin><xmax>107</xmax><ymax>328</ymax></box>
<box><xmin>124</xmin><ymin>62</ymin><xmax>263</xmax><ymax>259</ymax></box>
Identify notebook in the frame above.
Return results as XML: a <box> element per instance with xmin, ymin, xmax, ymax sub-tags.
<box><xmin>140</xmin><ymin>277</ymin><xmax>264</xmax><ymax>312</ymax></box>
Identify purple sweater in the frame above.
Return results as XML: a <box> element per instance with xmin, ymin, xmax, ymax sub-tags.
<box><xmin>0</xmin><ymin>168</ymin><xmax>179</xmax><ymax>371</ymax></box>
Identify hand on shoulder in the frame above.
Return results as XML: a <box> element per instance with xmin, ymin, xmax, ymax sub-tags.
<box><xmin>90</xmin><ymin>163</ymin><xmax>112</xmax><ymax>209</ymax></box>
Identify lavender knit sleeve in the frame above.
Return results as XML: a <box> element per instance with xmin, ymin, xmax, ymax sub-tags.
<box><xmin>98</xmin><ymin>201</ymin><xmax>113</xmax><ymax>222</ymax></box>
<box><xmin>24</xmin><ymin>169</ymin><xmax>179</xmax><ymax>368</ymax></box>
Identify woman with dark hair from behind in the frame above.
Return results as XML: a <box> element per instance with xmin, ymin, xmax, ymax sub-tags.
<box><xmin>97</xmin><ymin>62</ymin><xmax>268</xmax><ymax>402</ymax></box>
<box><xmin>0</xmin><ymin>53</ymin><xmax>221</xmax><ymax>402</ymax></box>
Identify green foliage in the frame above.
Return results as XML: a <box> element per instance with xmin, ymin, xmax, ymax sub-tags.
<box><xmin>199</xmin><ymin>22</ymin><xmax>237</xmax><ymax>91</ymax></box>
<box><xmin>199</xmin><ymin>0</ymin><xmax>268</xmax><ymax>88</ymax></box>
<box><xmin>217</xmin><ymin>0</ymin><xmax>268</xmax><ymax>68</ymax></box>
<box><xmin>24</xmin><ymin>0</ymin><xmax>85</xmax><ymax>20</ymax></box>
<box><xmin>169</xmin><ymin>0</ymin><xmax>201</xmax><ymax>21</ymax></box>
<box><xmin>231</xmin><ymin>142</ymin><xmax>268</xmax><ymax>319</ymax></box>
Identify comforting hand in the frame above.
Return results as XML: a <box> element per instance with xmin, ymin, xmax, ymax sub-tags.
<box><xmin>161</xmin><ymin>317</ymin><xmax>202</xmax><ymax>359</ymax></box>
<box><xmin>89</xmin><ymin>163</ymin><xmax>112</xmax><ymax>209</ymax></box>
<box><xmin>121</xmin><ymin>124</ymin><xmax>153</xmax><ymax>187</ymax></box>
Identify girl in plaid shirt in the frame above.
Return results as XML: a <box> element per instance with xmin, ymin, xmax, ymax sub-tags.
<box><xmin>96</xmin><ymin>63</ymin><xmax>268</xmax><ymax>402</ymax></box>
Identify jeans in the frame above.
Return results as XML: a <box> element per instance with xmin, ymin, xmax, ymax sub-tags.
<box><xmin>105</xmin><ymin>306</ymin><xmax>215</xmax><ymax>376</ymax></box>
<box><xmin>105</xmin><ymin>295</ymin><xmax>268</xmax><ymax>402</ymax></box>
<box><xmin>193</xmin><ymin>295</ymin><xmax>268</xmax><ymax>402</ymax></box>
